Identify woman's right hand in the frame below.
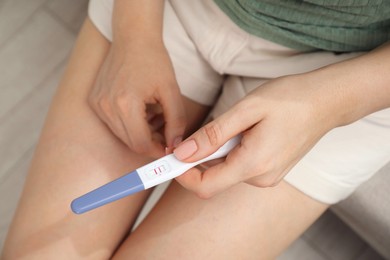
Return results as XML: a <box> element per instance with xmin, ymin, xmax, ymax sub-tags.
<box><xmin>88</xmin><ymin>41</ymin><xmax>186</xmax><ymax>158</ymax></box>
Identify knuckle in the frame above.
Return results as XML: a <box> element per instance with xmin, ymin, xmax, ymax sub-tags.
<box><xmin>245</xmin><ymin>158</ymin><xmax>279</xmax><ymax>188</ymax></box>
<box><xmin>252</xmin><ymin>175</ymin><xmax>278</xmax><ymax>188</ymax></box>
<box><xmin>115</xmin><ymin>94</ymin><xmax>129</xmax><ymax>111</ymax></box>
<box><xmin>251</xmin><ymin>164</ymin><xmax>265</xmax><ymax>176</ymax></box>
<box><xmin>260</xmin><ymin>177</ymin><xmax>277</xmax><ymax>187</ymax></box>
<box><xmin>195</xmin><ymin>189</ymin><xmax>213</xmax><ymax>200</ymax></box>
<box><xmin>131</xmin><ymin>141</ymin><xmax>148</xmax><ymax>154</ymax></box>
<box><xmin>253</xmin><ymin>157</ymin><xmax>275</xmax><ymax>176</ymax></box>
<box><xmin>234</xmin><ymin>97</ymin><xmax>258</xmax><ymax>120</ymax></box>
<box><xmin>268</xmin><ymin>179</ymin><xmax>280</xmax><ymax>187</ymax></box>
<box><xmin>97</xmin><ymin>98</ymin><xmax>111</xmax><ymax>114</ymax></box>
<box><xmin>202</xmin><ymin>123</ymin><xmax>223</xmax><ymax>147</ymax></box>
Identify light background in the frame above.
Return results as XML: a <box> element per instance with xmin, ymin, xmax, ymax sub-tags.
<box><xmin>0</xmin><ymin>0</ymin><xmax>384</xmax><ymax>259</ymax></box>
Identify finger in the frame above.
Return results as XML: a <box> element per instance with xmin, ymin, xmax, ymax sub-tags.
<box><xmin>174</xmin><ymin>159</ymin><xmax>228</xmax><ymax>195</ymax></box>
<box><xmin>151</xmin><ymin>131</ymin><xmax>165</xmax><ymax>146</ymax></box>
<box><xmin>159</xmin><ymin>84</ymin><xmax>187</xmax><ymax>149</ymax></box>
<box><xmin>108</xmin><ymin>116</ymin><xmax>134</xmax><ymax>148</ymax></box>
<box><xmin>146</xmin><ymin>103</ymin><xmax>163</xmax><ymax>121</ymax></box>
<box><xmin>117</xmin><ymin>98</ymin><xmax>164</xmax><ymax>157</ymax></box>
<box><xmin>176</xmin><ymin>146</ymin><xmax>244</xmax><ymax>198</ymax></box>
<box><xmin>244</xmin><ymin>173</ymin><xmax>279</xmax><ymax>188</ymax></box>
<box><xmin>149</xmin><ymin>114</ymin><xmax>165</xmax><ymax>132</ymax></box>
<box><xmin>244</xmin><ymin>155</ymin><xmax>301</xmax><ymax>188</ymax></box>
<box><xmin>175</xmin><ymin>167</ymin><xmax>203</xmax><ymax>193</ymax></box>
<box><xmin>92</xmin><ymin>97</ymin><xmax>132</xmax><ymax>148</ymax></box>
<box><xmin>200</xmin><ymin>158</ymin><xmax>225</xmax><ymax>168</ymax></box>
<box><xmin>174</xmin><ymin>98</ymin><xmax>259</xmax><ymax>162</ymax></box>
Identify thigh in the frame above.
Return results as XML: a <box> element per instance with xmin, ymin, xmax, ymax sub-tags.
<box><xmin>113</xmin><ymin>180</ymin><xmax>327</xmax><ymax>259</ymax></box>
<box><xmin>2</xmin><ymin>19</ymin><xmax>209</xmax><ymax>260</ymax></box>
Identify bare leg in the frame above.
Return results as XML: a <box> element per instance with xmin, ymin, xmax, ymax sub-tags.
<box><xmin>113</xmin><ymin>181</ymin><xmax>328</xmax><ymax>259</ymax></box>
<box><xmin>2</xmin><ymin>19</ymin><xmax>209</xmax><ymax>260</ymax></box>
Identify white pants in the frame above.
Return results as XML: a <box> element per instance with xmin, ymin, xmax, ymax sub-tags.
<box><xmin>88</xmin><ymin>0</ymin><xmax>390</xmax><ymax>204</ymax></box>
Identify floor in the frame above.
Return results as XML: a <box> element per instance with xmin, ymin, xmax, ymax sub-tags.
<box><xmin>0</xmin><ymin>0</ymin><xmax>385</xmax><ymax>259</ymax></box>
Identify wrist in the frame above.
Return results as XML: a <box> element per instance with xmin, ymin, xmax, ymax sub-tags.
<box><xmin>112</xmin><ymin>0</ymin><xmax>164</xmax><ymax>48</ymax></box>
<box><xmin>297</xmin><ymin>70</ymin><xmax>355</xmax><ymax>129</ymax></box>
<box><xmin>300</xmin><ymin>48</ymin><xmax>390</xmax><ymax>128</ymax></box>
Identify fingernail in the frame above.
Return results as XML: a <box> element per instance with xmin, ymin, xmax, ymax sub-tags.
<box><xmin>173</xmin><ymin>136</ymin><xmax>183</xmax><ymax>148</ymax></box>
<box><xmin>174</xmin><ymin>140</ymin><xmax>197</xmax><ymax>160</ymax></box>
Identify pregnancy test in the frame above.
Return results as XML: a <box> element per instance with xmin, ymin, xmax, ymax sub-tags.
<box><xmin>71</xmin><ymin>135</ymin><xmax>241</xmax><ymax>214</ymax></box>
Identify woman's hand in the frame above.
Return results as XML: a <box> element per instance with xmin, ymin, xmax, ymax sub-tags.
<box><xmin>89</xmin><ymin>41</ymin><xmax>186</xmax><ymax>158</ymax></box>
<box><xmin>173</xmin><ymin>42</ymin><xmax>390</xmax><ymax>198</ymax></box>
<box><xmin>173</xmin><ymin>74</ymin><xmax>342</xmax><ymax>198</ymax></box>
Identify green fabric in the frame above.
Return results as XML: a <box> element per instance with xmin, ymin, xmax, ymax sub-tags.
<box><xmin>213</xmin><ymin>0</ymin><xmax>390</xmax><ymax>52</ymax></box>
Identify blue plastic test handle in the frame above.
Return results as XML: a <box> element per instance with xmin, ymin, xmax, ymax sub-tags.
<box><xmin>71</xmin><ymin>170</ymin><xmax>144</xmax><ymax>214</ymax></box>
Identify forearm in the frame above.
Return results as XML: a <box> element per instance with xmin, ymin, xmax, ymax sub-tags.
<box><xmin>112</xmin><ymin>0</ymin><xmax>165</xmax><ymax>46</ymax></box>
<box><xmin>302</xmin><ymin>42</ymin><xmax>390</xmax><ymax>128</ymax></box>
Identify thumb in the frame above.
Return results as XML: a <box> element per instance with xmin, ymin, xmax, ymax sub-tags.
<box><xmin>174</xmin><ymin>106</ymin><xmax>247</xmax><ymax>162</ymax></box>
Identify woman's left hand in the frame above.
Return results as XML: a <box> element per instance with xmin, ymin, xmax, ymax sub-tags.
<box><xmin>173</xmin><ymin>74</ymin><xmax>343</xmax><ymax>198</ymax></box>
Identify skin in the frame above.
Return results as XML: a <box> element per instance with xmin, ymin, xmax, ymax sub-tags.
<box><xmin>1</xmin><ymin>17</ymin><xmax>327</xmax><ymax>260</ymax></box>
<box><xmin>174</xmin><ymin>44</ymin><xmax>390</xmax><ymax>198</ymax></box>
<box><xmin>1</xmin><ymin>19</ymin><xmax>208</xmax><ymax>259</ymax></box>
<box><xmin>3</xmin><ymin>0</ymin><xmax>390</xmax><ymax>259</ymax></box>
<box><xmin>88</xmin><ymin>0</ymin><xmax>186</xmax><ymax>158</ymax></box>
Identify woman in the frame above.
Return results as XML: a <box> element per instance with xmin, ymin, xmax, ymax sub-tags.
<box><xmin>3</xmin><ymin>0</ymin><xmax>390</xmax><ymax>259</ymax></box>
